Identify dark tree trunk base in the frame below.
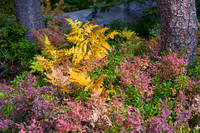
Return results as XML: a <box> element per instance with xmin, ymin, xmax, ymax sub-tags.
<box><xmin>13</xmin><ymin>0</ymin><xmax>45</xmax><ymax>42</ymax></box>
<box><xmin>158</xmin><ymin>0</ymin><xmax>198</xmax><ymax>64</ymax></box>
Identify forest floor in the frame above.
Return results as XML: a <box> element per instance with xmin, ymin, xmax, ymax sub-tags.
<box><xmin>0</xmin><ymin>64</ymin><xmax>23</xmax><ymax>92</ymax></box>
<box><xmin>0</xmin><ymin>81</ymin><xmax>11</xmax><ymax>93</ymax></box>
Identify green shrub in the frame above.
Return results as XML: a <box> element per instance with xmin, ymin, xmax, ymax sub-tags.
<box><xmin>0</xmin><ymin>0</ymin><xmax>15</xmax><ymax>22</ymax></box>
<box><xmin>0</xmin><ymin>20</ymin><xmax>41</xmax><ymax>77</ymax></box>
<box><xmin>134</xmin><ymin>6</ymin><xmax>160</xmax><ymax>38</ymax></box>
<box><xmin>64</xmin><ymin>0</ymin><xmax>94</xmax><ymax>12</ymax></box>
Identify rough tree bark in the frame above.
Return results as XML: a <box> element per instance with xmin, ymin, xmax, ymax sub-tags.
<box><xmin>158</xmin><ymin>0</ymin><xmax>198</xmax><ymax>63</ymax></box>
<box><xmin>13</xmin><ymin>0</ymin><xmax>45</xmax><ymax>42</ymax></box>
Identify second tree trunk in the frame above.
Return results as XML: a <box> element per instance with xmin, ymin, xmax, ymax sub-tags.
<box><xmin>158</xmin><ymin>0</ymin><xmax>198</xmax><ymax>63</ymax></box>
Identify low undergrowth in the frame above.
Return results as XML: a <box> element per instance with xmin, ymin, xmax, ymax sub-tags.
<box><xmin>0</xmin><ymin>18</ymin><xmax>200</xmax><ymax>133</ymax></box>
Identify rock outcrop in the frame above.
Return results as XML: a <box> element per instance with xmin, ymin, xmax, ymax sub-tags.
<box><xmin>65</xmin><ymin>1</ymin><xmax>156</xmax><ymax>27</ymax></box>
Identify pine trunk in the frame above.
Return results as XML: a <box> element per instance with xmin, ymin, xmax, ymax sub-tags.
<box><xmin>13</xmin><ymin>0</ymin><xmax>45</xmax><ymax>42</ymax></box>
<box><xmin>158</xmin><ymin>0</ymin><xmax>198</xmax><ymax>63</ymax></box>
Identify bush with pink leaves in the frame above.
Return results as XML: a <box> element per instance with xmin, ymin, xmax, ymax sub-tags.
<box><xmin>149</xmin><ymin>49</ymin><xmax>188</xmax><ymax>80</ymax></box>
<box><xmin>0</xmin><ymin>74</ymin><xmax>61</xmax><ymax>132</ymax></box>
<box><xmin>32</xmin><ymin>18</ymin><xmax>69</xmax><ymax>49</ymax></box>
<box><xmin>55</xmin><ymin>100</ymin><xmax>90</xmax><ymax>132</ymax></box>
<box><xmin>116</xmin><ymin>56</ymin><xmax>154</xmax><ymax>100</ymax></box>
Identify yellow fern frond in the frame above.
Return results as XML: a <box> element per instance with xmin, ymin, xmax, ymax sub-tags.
<box><xmin>89</xmin><ymin>75</ymin><xmax>105</xmax><ymax>95</ymax></box>
<box><xmin>96</xmin><ymin>27</ymin><xmax>109</xmax><ymax>35</ymax></box>
<box><xmin>65</xmin><ymin>19</ymin><xmax>83</xmax><ymax>30</ymax></box>
<box><xmin>109</xmin><ymin>30</ymin><xmax>119</xmax><ymax>39</ymax></box>
<box><xmin>68</xmin><ymin>68</ymin><xmax>91</xmax><ymax>87</ymax></box>
<box><xmin>65</xmin><ymin>19</ymin><xmax>118</xmax><ymax>63</ymax></box>
<box><xmin>45</xmin><ymin>68</ymin><xmax>70</xmax><ymax>93</ymax></box>
<box><xmin>39</xmin><ymin>35</ymin><xmax>58</xmax><ymax>59</ymax></box>
<box><xmin>36</xmin><ymin>55</ymin><xmax>53</xmax><ymax>72</ymax></box>
<box><xmin>71</xmin><ymin>46</ymin><xmax>85</xmax><ymax>65</ymax></box>
<box><xmin>119</xmin><ymin>28</ymin><xmax>135</xmax><ymax>40</ymax></box>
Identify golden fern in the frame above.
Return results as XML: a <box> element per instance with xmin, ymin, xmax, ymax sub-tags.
<box><xmin>31</xmin><ymin>20</ymin><xmax>117</xmax><ymax>96</ymax></box>
<box><xmin>39</xmin><ymin>35</ymin><xmax>58</xmax><ymax>59</ymax></box>
<box><xmin>67</xmin><ymin>67</ymin><xmax>91</xmax><ymax>87</ymax></box>
<box><xmin>65</xmin><ymin>18</ymin><xmax>118</xmax><ymax>61</ymax></box>
<box><xmin>46</xmin><ymin>68</ymin><xmax>71</xmax><ymax>93</ymax></box>
<box><xmin>119</xmin><ymin>28</ymin><xmax>140</xmax><ymax>41</ymax></box>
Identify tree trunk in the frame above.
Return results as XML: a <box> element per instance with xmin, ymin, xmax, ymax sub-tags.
<box><xmin>13</xmin><ymin>0</ymin><xmax>45</xmax><ymax>42</ymax></box>
<box><xmin>158</xmin><ymin>0</ymin><xmax>198</xmax><ymax>63</ymax></box>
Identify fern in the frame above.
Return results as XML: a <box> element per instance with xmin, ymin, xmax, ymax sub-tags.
<box><xmin>31</xmin><ymin>19</ymin><xmax>118</xmax><ymax>96</ymax></box>
<box><xmin>45</xmin><ymin>68</ymin><xmax>71</xmax><ymax>93</ymax></box>
<box><xmin>65</xmin><ymin>18</ymin><xmax>118</xmax><ymax>61</ymax></box>
<box><xmin>30</xmin><ymin>58</ymin><xmax>44</xmax><ymax>73</ymax></box>
<box><xmin>119</xmin><ymin>28</ymin><xmax>135</xmax><ymax>40</ymax></box>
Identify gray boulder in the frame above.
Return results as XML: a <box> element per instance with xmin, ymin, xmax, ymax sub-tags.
<box><xmin>64</xmin><ymin>0</ymin><xmax>156</xmax><ymax>27</ymax></box>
